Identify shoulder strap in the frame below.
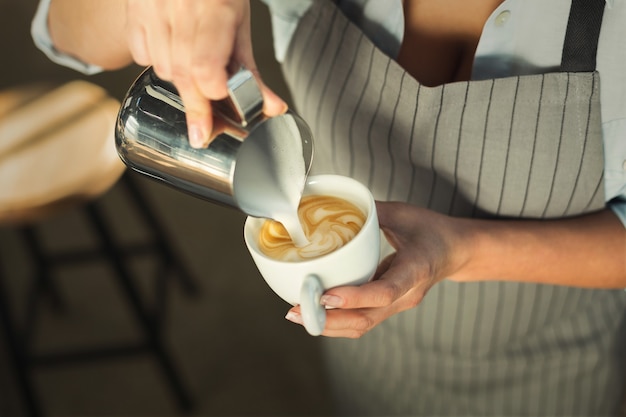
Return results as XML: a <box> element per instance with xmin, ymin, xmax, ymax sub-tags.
<box><xmin>560</xmin><ymin>0</ymin><xmax>606</xmax><ymax>72</ymax></box>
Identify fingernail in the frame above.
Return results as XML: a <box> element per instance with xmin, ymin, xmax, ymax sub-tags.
<box><xmin>188</xmin><ymin>123</ymin><xmax>207</xmax><ymax>148</ymax></box>
<box><xmin>285</xmin><ymin>311</ymin><xmax>302</xmax><ymax>324</ymax></box>
<box><xmin>320</xmin><ymin>295</ymin><xmax>343</xmax><ymax>308</ymax></box>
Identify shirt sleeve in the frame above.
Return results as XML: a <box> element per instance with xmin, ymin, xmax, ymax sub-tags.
<box><xmin>601</xmin><ymin>119</ymin><xmax>626</xmax><ymax>228</ymax></box>
<box><xmin>31</xmin><ymin>0</ymin><xmax>103</xmax><ymax>75</ymax></box>
<box><xmin>608</xmin><ymin>199</ymin><xmax>626</xmax><ymax>224</ymax></box>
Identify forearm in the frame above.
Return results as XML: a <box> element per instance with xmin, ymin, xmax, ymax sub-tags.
<box><xmin>456</xmin><ymin>209</ymin><xmax>626</xmax><ymax>288</ymax></box>
<box><xmin>48</xmin><ymin>0</ymin><xmax>132</xmax><ymax>69</ymax></box>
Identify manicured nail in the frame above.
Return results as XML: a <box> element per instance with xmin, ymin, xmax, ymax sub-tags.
<box><xmin>188</xmin><ymin>123</ymin><xmax>207</xmax><ymax>148</ymax></box>
<box><xmin>285</xmin><ymin>311</ymin><xmax>302</xmax><ymax>324</ymax></box>
<box><xmin>320</xmin><ymin>295</ymin><xmax>343</xmax><ymax>308</ymax></box>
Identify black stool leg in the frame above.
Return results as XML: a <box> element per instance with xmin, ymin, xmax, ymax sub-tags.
<box><xmin>20</xmin><ymin>227</ymin><xmax>64</xmax><ymax>312</ymax></box>
<box><xmin>19</xmin><ymin>227</ymin><xmax>66</xmax><ymax>347</ymax></box>
<box><xmin>121</xmin><ymin>173</ymin><xmax>198</xmax><ymax>296</ymax></box>
<box><xmin>0</xmin><ymin>267</ymin><xmax>42</xmax><ymax>417</ymax></box>
<box><xmin>84</xmin><ymin>203</ymin><xmax>194</xmax><ymax>412</ymax></box>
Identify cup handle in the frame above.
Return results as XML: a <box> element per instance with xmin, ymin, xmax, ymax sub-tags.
<box><xmin>300</xmin><ymin>274</ymin><xmax>326</xmax><ymax>336</ymax></box>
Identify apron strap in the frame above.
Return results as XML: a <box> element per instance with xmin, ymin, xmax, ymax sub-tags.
<box><xmin>560</xmin><ymin>0</ymin><xmax>606</xmax><ymax>72</ymax></box>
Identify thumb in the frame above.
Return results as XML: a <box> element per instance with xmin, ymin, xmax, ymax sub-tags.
<box><xmin>245</xmin><ymin>66</ymin><xmax>288</xmax><ymax>116</ymax></box>
<box><xmin>375</xmin><ymin>201</ymin><xmax>404</xmax><ymax>250</ymax></box>
<box><xmin>259</xmin><ymin>81</ymin><xmax>288</xmax><ymax>117</ymax></box>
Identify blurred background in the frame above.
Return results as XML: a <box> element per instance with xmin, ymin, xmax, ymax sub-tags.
<box><xmin>0</xmin><ymin>0</ymin><xmax>334</xmax><ymax>416</ymax></box>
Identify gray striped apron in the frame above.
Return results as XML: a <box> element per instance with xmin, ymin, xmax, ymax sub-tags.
<box><xmin>281</xmin><ymin>1</ymin><xmax>626</xmax><ymax>415</ymax></box>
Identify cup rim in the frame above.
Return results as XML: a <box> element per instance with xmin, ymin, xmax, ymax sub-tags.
<box><xmin>244</xmin><ymin>174</ymin><xmax>376</xmax><ymax>265</ymax></box>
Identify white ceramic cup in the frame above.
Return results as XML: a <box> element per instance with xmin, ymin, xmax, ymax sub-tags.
<box><xmin>244</xmin><ymin>174</ymin><xmax>380</xmax><ymax>336</ymax></box>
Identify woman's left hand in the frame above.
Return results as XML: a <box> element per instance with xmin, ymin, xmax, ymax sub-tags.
<box><xmin>285</xmin><ymin>201</ymin><xmax>473</xmax><ymax>338</ymax></box>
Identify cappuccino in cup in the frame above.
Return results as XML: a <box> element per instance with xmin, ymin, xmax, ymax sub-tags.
<box><xmin>258</xmin><ymin>195</ymin><xmax>366</xmax><ymax>262</ymax></box>
<box><xmin>244</xmin><ymin>174</ymin><xmax>380</xmax><ymax>336</ymax></box>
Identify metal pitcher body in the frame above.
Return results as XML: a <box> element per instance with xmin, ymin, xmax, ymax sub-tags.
<box><xmin>115</xmin><ymin>67</ymin><xmax>313</xmax><ymax>218</ymax></box>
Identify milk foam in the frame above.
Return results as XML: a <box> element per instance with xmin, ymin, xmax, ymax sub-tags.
<box><xmin>258</xmin><ymin>195</ymin><xmax>366</xmax><ymax>262</ymax></box>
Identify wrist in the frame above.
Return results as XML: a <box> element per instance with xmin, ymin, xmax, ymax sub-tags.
<box><xmin>443</xmin><ymin>216</ymin><xmax>482</xmax><ymax>282</ymax></box>
<box><xmin>447</xmin><ymin>217</ymin><xmax>509</xmax><ymax>283</ymax></box>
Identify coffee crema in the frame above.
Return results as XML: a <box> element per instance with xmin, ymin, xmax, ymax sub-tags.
<box><xmin>258</xmin><ymin>195</ymin><xmax>366</xmax><ymax>262</ymax></box>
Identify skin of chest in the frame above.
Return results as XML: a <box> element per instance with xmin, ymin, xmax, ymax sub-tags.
<box><xmin>397</xmin><ymin>0</ymin><xmax>504</xmax><ymax>86</ymax></box>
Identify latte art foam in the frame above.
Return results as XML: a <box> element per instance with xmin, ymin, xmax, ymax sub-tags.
<box><xmin>258</xmin><ymin>195</ymin><xmax>366</xmax><ymax>262</ymax></box>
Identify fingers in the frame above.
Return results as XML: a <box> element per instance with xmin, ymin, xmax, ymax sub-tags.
<box><xmin>169</xmin><ymin>2</ymin><xmax>213</xmax><ymax>147</ymax></box>
<box><xmin>170</xmin><ymin>1</ymin><xmax>234</xmax><ymax>147</ymax></box>
<box><xmin>326</xmin><ymin>259</ymin><xmax>421</xmax><ymax>310</ymax></box>
<box><xmin>322</xmin><ymin>308</ymin><xmax>385</xmax><ymax>338</ymax></box>
<box><xmin>125</xmin><ymin>1</ymin><xmax>149</xmax><ymax>66</ymax></box>
<box><xmin>186</xmin><ymin>3</ymin><xmax>249</xmax><ymax>146</ymax></box>
<box><xmin>127</xmin><ymin>25</ymin><xmax>150</xmax><ymax>67</ymax></box>
<box><xmin>125</xmin><ymin>0</ymin><xmax>272</xmax><ymax>148</ymax></box>
<box><xmin>177</xmin><ymin>84</ymin><xmax>214</xmax><ymax>148</ymax></box>
<box><xmin>284</xmin><ymin>277</ymin><xmax>413</xmax><ymax>338</ymax></box>
<box><xmin>286</xmin><ymin>306</ymin><xmax>381</xmax><ymax>339</ymax></box>
<box><xmin>285</xmin><ymin>304</ymin><xmax>397</xmax><ymax>339</ymax></box>
<box><xmin>233</xmin><ymin>16</ymin><xmax>288</xmax><ymax>118</ymax></box>
<box><xmin>284</xmin><ymin>252</ymin><xmax>435</xmax><ymax>338</ymax></box>
<box><xmin>190</xmin><ymin>4</ymin><xmax>235</xmax><ymax>101</ymax></box>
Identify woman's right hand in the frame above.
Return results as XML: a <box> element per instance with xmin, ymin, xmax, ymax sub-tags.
<box><xmin>125</xmin><ymin>0</ymin><xmax>287</xmax><ymax>147</ymax></box>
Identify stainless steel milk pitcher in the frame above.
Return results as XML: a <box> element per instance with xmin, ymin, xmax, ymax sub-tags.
<box><xmin>115</xmin><ymin>67</ymin><xmax>314</xmax><ymax>219</ymax></box>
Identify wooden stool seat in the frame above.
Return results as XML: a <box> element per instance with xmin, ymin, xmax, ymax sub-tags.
<box><xmin>0</xmin><ymin>81</ymin><xmax>125</xmax><ymax>224</ymax></box>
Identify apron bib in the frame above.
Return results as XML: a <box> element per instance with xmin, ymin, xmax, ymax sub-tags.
<box><xmin>281</xmin><ymin>1</ymin><xmax>626</xmax><ymax>415</ymax></box>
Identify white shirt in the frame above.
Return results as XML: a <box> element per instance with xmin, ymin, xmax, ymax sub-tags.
<box><xmin>31</xmin><ymin>0</ymin><xmax>626</xmax><ymax>227</ymax></box>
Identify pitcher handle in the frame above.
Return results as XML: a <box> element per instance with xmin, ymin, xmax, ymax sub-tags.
<box><xmin>213</xmin><ymin>67</ymin><xmax>264</xmax><ymax>128</ymax></box>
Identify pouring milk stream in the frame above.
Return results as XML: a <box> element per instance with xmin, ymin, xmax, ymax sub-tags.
<box><xmin>232</xmin><ymin>111</ymin><xmax>310</xmax><ymax>247</ymax></box>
